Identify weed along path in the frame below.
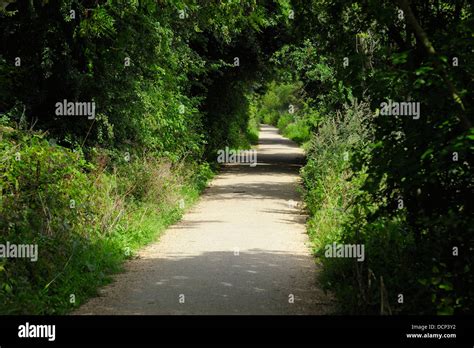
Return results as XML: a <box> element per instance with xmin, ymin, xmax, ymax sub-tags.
<box><xmin>74</xmin><ymin>125</ymin><xmax>333</xmax><ymax>315</ymax></box>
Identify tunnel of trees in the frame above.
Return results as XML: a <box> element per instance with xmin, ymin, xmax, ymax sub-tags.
<box><xmin>0</xmin><ymin>0</ymin><xmax>472</xmax><ymax>315</ymax></box>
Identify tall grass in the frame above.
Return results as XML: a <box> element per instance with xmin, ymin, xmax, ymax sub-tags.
<box><xmin>256</xmin><ymin>81</ymin><xmax>315</xmax><ymax>146</ymax></box>
<box><xmin>0</xmin><ymin>127</ymin><xmax>213</xmax><ymax>314</ymax></box>
<box><xmin>301</xmin><ymin>100</ymin><xmax>435</xmax><ymax>314</ymax></box>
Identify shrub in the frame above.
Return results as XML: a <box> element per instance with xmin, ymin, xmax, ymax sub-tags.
<box><xmin>0</xmin><ymin>127</ymin><xmax>212</xmax><ymax>314</ymax></box>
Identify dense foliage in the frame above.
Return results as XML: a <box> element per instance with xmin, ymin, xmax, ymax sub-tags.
<box><xmin>0</xmin><ymin>0</ymin><xmax>283</xmax><ymax>313</ymax></box>
<box><xmin>1</xmin><ymin>0</ymin><xmax>472</xmax><ymax>314</ymax></box>
<box><xmin>255</xmin><ymin>0</ymin><xmax>473</xmax><ymax>314</ymax></box>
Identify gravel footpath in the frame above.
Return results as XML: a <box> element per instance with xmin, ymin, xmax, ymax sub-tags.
<box><xmin>73</xmin><ymin>124</ymin><xmax>333</xmax><ymax>315</ymax></box>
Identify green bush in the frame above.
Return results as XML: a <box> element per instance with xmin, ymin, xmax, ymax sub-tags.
<box><xmin>255</xmin><ymin>80</ymin><xmax>313</xmax><ymax>144</ymax></box>
<box><xmin>0</xmin><ymin>127</ymin><xmax>212</xmax><ymax>314</ymax></box>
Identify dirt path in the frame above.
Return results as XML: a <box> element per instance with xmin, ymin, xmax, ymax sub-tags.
<box><xmin>74</xmin><ymin>125</ymin><xmax>333</xmax><ymax>315</ymax></box>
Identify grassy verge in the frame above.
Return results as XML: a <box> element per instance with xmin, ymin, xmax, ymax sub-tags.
<box><xmin>0</xmin><ymin>127</ymin><xmax>213</xmax><ymax>314</ymax></box>
<box><xmin>247</xmin><ymin>94</ymin><xmax>261</xmax><ymax>145</ymax></box>
<box><xmin>256</xmin><ymin>81</ymin><xmax>317</xmax><ymax>149</ymax></box>
<box><xmin>300</xmin><ymin>100</ymin><xmax>436</xmax><ymax>314</ymax></box>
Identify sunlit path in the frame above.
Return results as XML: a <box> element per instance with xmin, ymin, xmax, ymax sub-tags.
<box><xmin>74</xmin><ymin>125</ymin><xmax>333</xmax><ymax>315</ymax></box>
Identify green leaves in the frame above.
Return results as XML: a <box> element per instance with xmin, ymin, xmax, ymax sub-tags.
<box><xmin>264</xmin><ymin>0</ymin><xmax>474</xmax><ymax>315</ymax></box>
<box><xmin>391</xmin><ymin>51</ymin><xmax>409</xmax><ymax>65</ymax></box>
<box><xmin>415</xmin><ymin>66</ymin><xmax>434</xmax><ymax>75</ymax></box>
<box><xmin>420</xmin><ymin>148</ymin><xmax>433</xmax><ymax>160</ymax></box>
<box><xmin>79</xmin><ymin>7</ymin><xmax>116</xmax><ymax>39</ymax></box>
